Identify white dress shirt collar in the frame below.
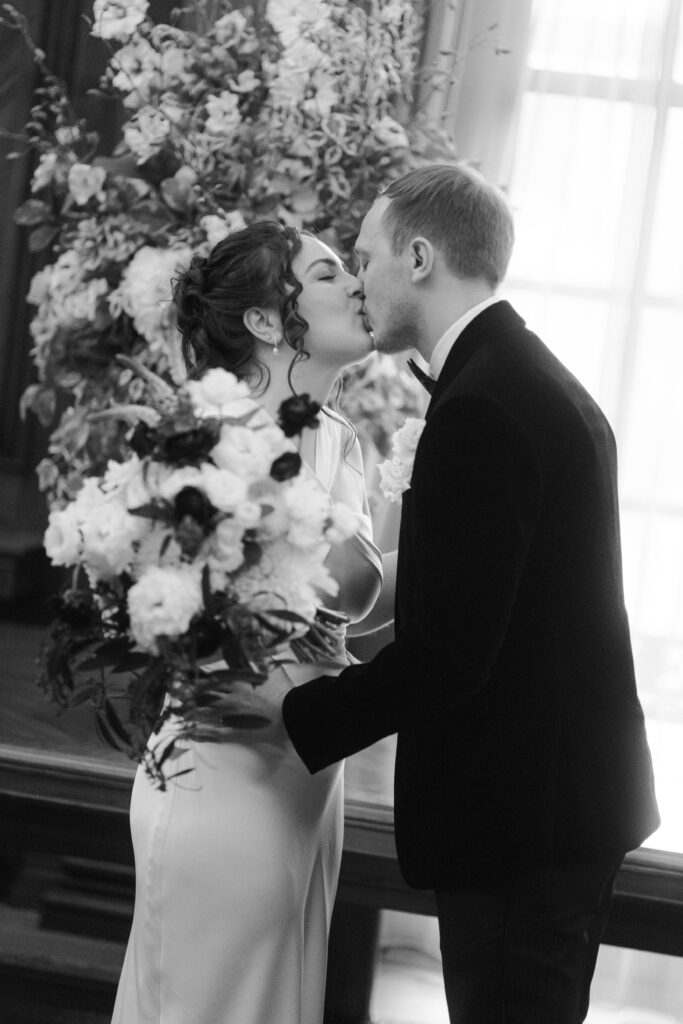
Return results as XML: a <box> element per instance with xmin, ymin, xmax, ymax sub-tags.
<box><xmin>429</xmin><ymin>296</ymin><xmax>502</xmax><ymax>380</ymax></box>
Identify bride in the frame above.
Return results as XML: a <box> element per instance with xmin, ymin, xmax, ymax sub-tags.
<box><xmin>111</xmin><ymin>222</ymin><xmax>383</xmax><ymax>1024</ymax></box>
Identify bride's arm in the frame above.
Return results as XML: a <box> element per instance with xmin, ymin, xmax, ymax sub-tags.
<box><xmin>345</xmin><ymin>548</ymin><xmax>396</xmax><ymax>635</ymax></box>
<box><xmin>323</xmin><ymin>535</ymin><xmax>382</xmax><ymax>624</ymax></box>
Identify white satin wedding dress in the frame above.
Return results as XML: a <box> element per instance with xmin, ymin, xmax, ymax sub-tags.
<box><xmin>112</xmin><ymin>408</ymin><xmax>382</xmax><ymax>1024</ymax></box>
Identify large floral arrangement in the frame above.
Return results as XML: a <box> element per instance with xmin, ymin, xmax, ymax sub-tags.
<box><xmin>3</xmin><ymin>0</ymin><xmax>457</xmax><ymax>504</ymax></box>
<box><xmin>41</xmin><ymin>362</ymin><xmax>356</xmax><ymax>784</ymax></box>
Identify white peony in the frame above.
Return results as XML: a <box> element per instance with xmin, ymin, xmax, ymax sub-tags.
<box><xmin>282</xmin><ymin>475</ymin><xmax>332</xmax><ymax>549</ymax></box>
<box><xmin>233</xmin><ymin>539</ymin><xmax>338</xmax><ymax>623</ymax></box>
<box><xmin>44</xmin><ymin>505</ymin><xmax>82</xmax><ymax>566</ymax></box>
<box><xmin>325</xmin><ymin>502</ymin><xmax>358</xmax><ymax>544</ymax></box>
<box><xmin>201</xmin><ymin>464</ymin><xmax>248</xmax><ymax>512</ymax></box>
<box><xmin>185</xmin><ymin>368</ymin><xmax>253</xmax><ymax>418</ymax></box>
<box><xmin>67</xmin><ymin>163</ymin><xmax>107</xmax><ymax>206</ymax></box>
<box><xmin>210</xmin><ymin>423</ymin><xmax>288</xmax><ymax>481</ymax></box>
<box><xmin>92</xmin><ymin>0</ymin><xmax>149</xmax><ymax>41</ymax></box>
<box><xmin>128</xmin><ymin>565</ymin><xmax>203</xmax><ymax>652</ymax></box>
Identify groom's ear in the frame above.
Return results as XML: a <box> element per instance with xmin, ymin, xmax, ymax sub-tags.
<box><xmin>409</xmin><ymin>238</ymin><xmax>434</xmax><ymax>282</ymax></box>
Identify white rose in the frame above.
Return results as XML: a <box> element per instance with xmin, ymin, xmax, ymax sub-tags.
<box><xmin>124</xmin><ymin>106</ymin><xmax>171</xmax><ymax>163</ymax></box>
<box><xmin>210</xmin><ymin>518</ymin><xmax>246</xmax><ymax>572</ymax></box>
<box><xmin>204</xmin><ymin>91</ymin><xmax>241</xmax><ymax>137</ymax></box>
<box><xmin>210</xmin><ymin>423</ymin><xmax>287</xmax><ymax>481</ymax></box>
<box><xmin>156</xmin><ymin>465</ymin><xmax>205</xmax><ymax>502</ymax></box>
<box><xmin>185</xmin><ymin>368</ymin><xmax>253</xmax><ymax>418</ymax></box>
<box><xmin>113</xmin><ymin>245</ymin><xmax>192</xmax><ymax>351</ymax></box>
<box><xmin>31</xmin><ymin>151</ymin><xmax>58</xmax><ymax>192</ymax></box>
<box><xmin>44</xmin><ymin>506</ymin><xmax>82</xmax><ymax>566</ymax></box>
<box><xmin>213</xmin><ymin>10</ymin><xmax>247</xmax><ymax>46</ymax></box>
<box><xmin>232</xmin><ymin>70</ymin><xmax>259</xmax><ymax>93</ymax></box>
<box><xmin>201</xmin><ymin>464</ymin><xmax>248</xmax><ymax>512</ymax></box>
<box><xmin>128</xmin><ymin>565</ymin><xmax>203</xmax><ymax>651</ymax></box>
<box><xmin>62</xmin><ymin>278</ymin><xmax>109</xmax><ymax>325</ymax></box>
<box><xmin>67</xmin><ymin>163</ymin><xmax>107</xmax><ymax>205</ymax></box>
<box><xmin>26</xmin><ymin>267</ymin><xmax>52</xmax><ymax>306</ymax></box>
<box><xmin>199</xmin><ymin>211</ymin><xmax>247</xmax><ymax>249</ymax></box>
<box><xmin>101</xmin><ymin>453</ymin><xmax>150</xmax><ymax>509</ymax></box>
<box><xmin>234</xmin><ymin>500</ymin><xmax>262</xmax><ymax>527</ymax></box>
<box><xmin>92</xmin><ymin>0</ymin><xmax>149</xmax><ymax>41</ymax></box>
<box><xmin>80</xmin><ymin>499</ymin><xmax>145</xmax><ymax>577</ymax></box>
<box><xmin>373</xmin><ymin>115</ymin><xmax>409</xmax><ymax>150</ymax></box>
<box><xmin>111</xmin><ymin>38</ymin><xmax>161</xmax><ymax>108</ymax></box>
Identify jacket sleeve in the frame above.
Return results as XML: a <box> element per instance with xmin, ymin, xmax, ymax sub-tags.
<box><xmin>282</xmin><ymin>393</ymin><xmax>544</xmax><ymax>772</ymax></box>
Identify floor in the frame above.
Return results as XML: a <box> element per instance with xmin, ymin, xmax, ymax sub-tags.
<box><xmin>369</xmin><ymin>912</ymin><xmax>683</xmax><ymax>1024</ymax></box>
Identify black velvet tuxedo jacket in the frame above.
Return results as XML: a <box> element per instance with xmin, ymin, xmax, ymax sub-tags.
<box><xmin>283</xmin><ymin>300</ymin><xmax>660</xmax><ymax>890</ymax></box>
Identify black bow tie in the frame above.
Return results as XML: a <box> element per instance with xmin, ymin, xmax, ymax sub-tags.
<box><xmin>407</xmin><ymin>358</ymin><xmax>436</xmax><ymax>394</ymax></box>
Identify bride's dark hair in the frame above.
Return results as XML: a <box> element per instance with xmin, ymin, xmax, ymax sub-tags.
<box><xmin>172</xmin><ymin>221</ymin><xmax>309</xmax><ymax>385</ymax></box>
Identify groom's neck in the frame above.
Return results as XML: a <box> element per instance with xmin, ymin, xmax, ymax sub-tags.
<box><xmin>418</xmin><ymin>278</ymin><xmax>496</xmax><ymax>363</ymax></box>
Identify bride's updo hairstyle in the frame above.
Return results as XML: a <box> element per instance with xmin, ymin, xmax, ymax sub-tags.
<box><xmin>173</xmin><ymin>221</ymin><xmax>309</xmax><ymax>384</ymax></box>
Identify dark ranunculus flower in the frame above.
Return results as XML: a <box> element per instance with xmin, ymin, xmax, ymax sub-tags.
<box><xmin>159</xmin><ymin>423</ymin><xmax>220</xmax><ymax>465</ymax></box>
<box><xmin>174</xmin><ymin>486</ymin><xmax>215</xmax><ymax>526</ymax></box>
<box><xmin>53</xmin><ymin>588</ymin><xmax>97</xmax><ymax>628</ymax></box>
<box><xmin>129</xmin><ymin>421</ymin><xmax>157</xmax><ymax>457</ymax></box>
<box><xmin>175</xmin><ymin>516</ymin><xmax>206</xmax><ymax>559</ymax></box>
<box><xmin>192</xmin><ymin>615</ymin><xmax>223</xmax><ymax>659</ymax></box>
<box><xmin>277</xmin><ymin>394</ymin><xmax>321</xmax><ymax>437</ymax></box>
<box><xmin>270</xmin><ymin>451</ymin><xmax>302</xmax><ymax>482</ymax></box>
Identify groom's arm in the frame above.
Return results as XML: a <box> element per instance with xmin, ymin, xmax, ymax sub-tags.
<box><xmin>283</xmin><ymin>394</ymin><xmax>543</xmax><ymax>773</ymax></box>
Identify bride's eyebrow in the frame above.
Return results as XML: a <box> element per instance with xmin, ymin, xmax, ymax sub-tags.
<box><xmin>305</xmin><ymin>257</ymin><xmax>339</xmax><ymax>274</ymax></box>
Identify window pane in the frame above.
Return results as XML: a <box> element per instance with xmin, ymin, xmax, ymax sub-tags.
<box><xmin>500</xmin><ymin>285</ymin><xmax>620</xmax><ymax>420</ymax></box>
<box><xmin>619</xmin><ymin>307</ymin><xmax>683</xmax><ymax>508</ymax></box>
<box><xmin>646</xmin><ymin>108</ymin><xmax>683</xmax><ymax>298</ymax></box>
<box><xmin>508</xmin><ymin>94</ymin><xmax>654</xmax><ymax>289</ymax></box>
<box><xmin>529</xmin><ymin>0</ymin><xmax>670</xmax><ymax>78</ymax></box>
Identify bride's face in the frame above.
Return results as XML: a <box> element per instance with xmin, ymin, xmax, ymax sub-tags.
<box><xmin>291</xmin><ymin>236</ymin><xmax>373</xmax><ymax>370</ymax></box>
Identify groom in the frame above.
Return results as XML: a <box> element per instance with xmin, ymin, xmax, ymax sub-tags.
<box><xmin>282</xmin><ymin>163</ymin><xmax>660</xmax><ymax>1022</ymax></box>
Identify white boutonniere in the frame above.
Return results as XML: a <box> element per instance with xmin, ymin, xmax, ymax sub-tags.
<box><xmin>378</xmin><ymin>417</ymin><xmax>426</xmax><ymax>503</ymax></box>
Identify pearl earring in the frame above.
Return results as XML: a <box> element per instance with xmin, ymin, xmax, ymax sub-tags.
<box><xmin>272</xmin><ymin>334</ymin><xmax>281</xmax><ymax>355</ymax></box>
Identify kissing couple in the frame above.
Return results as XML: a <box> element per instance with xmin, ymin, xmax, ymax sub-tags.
<box><xmin>113</xmin><ymin>163</ymin><xmax>659</xmax><ymax>1024</ymax></box>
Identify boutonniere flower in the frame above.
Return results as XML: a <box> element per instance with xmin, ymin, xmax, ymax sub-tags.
<box><xmin>378</xmin><ymin>417</ymin><xmax>425</xmax><ymax>503</ymax></box>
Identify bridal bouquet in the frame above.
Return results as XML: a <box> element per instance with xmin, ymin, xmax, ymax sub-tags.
<box><xmin>41</xmin><ymin>362</ymin><xmax>356</xmax><ymax>784</ymax></box>
<box><xmin>3</xmin><ymin>0</ymin><xmax>457</xmax><ymax>505</ymax></box>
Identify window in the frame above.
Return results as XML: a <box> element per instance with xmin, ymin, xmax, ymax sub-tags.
<box><xmin>501</xmin><ymin>0</ymin><xmax>683</xmax><ymax>853</ymax></box>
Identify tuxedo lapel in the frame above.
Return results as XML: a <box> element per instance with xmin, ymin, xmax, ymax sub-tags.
<box><xmin>426</xmin><ymin>300</ymin><xmax>526</xmax><ymax>417</ymax></box>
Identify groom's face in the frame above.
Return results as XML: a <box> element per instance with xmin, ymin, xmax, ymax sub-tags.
<box><xmin>355</xmin><ymin>197</ymin><xmax>420</xmax><ymax>354</ymax></box>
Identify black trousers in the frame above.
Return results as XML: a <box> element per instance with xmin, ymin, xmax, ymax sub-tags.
<box><xmin>435</xmin><ymin>857</ymin><xmax>622</xmax><ymax>1024</ymax></box>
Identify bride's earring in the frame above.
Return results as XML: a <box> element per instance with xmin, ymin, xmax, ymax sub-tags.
<box><xmin>271</xmin><ymin>334</ymin><xmax>281</xmax><ymax>356</ymax></box>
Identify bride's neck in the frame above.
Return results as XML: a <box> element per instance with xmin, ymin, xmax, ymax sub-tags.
<box><xmin>252</xmin><ymin>357</ymin><xmax>339</xmax><ymax>422</ymax></box>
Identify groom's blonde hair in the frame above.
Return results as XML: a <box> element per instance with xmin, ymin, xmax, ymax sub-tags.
<box><xmin>381</xmin><ymin>163</ymin><xmax>514</xmax><ymax>288</ymax></box>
